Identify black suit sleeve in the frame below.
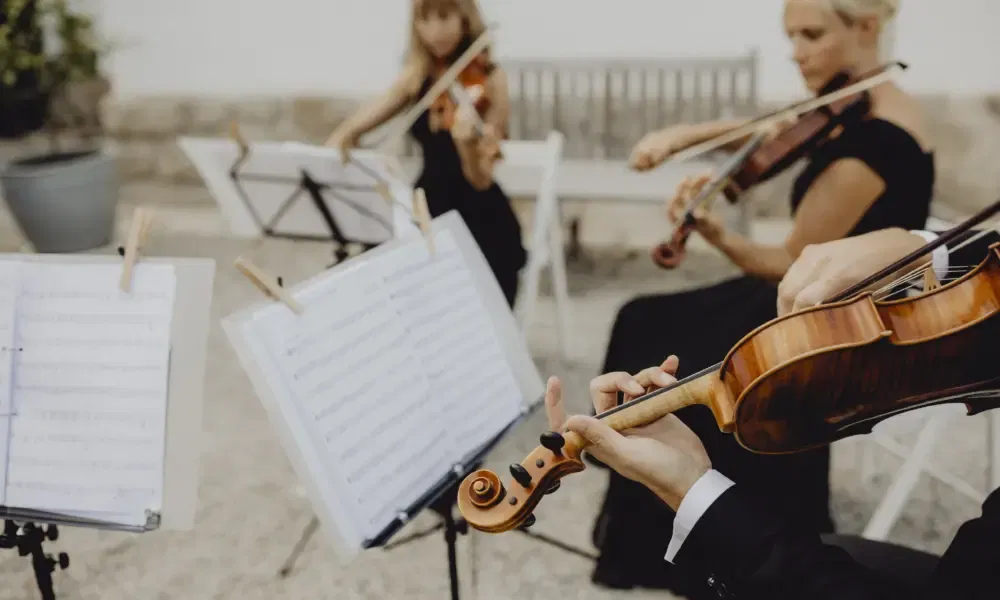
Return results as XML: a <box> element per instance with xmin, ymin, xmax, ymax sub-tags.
<box><xmin>674</xmin><ymin>485</ymin><xmax>1000</xmax><ymax>599</ymax></box>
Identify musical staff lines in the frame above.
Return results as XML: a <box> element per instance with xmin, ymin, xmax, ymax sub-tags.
<box><xmin>1</xmin><ymin>263</ymin><xmax>176</xmax><ymax>518</ymax></box>
<box><xmin>237</xmin><ymin>227</ymin><xmax>526</xmax><ymax>542</ymax></box>
<box><xmin>246</xmin><ymin>267</ymin><xmax>452</xmax><ymax>536</ymax></box>
<box><xmin>381</xmin><ymin>233</ymin><xmax>523</xmax><ymax>453</ymax></box>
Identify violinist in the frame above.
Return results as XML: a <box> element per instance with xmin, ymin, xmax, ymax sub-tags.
<box><xmin>543</xmin><ymin>225</ymin><xmax>1000</xmax><ymax>599</ymax></box>
<box><xmin>325</xmin><ymin>0</ymin><xmax>526</xmax><ymax>307</ymax></box>
<box><xmin>592</xmin><ymin>0</ymin><xmax>934</xmax><ymax>592</ymax></box>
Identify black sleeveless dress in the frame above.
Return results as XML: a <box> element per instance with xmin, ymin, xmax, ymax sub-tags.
<box><xmin>591</xmin><ymin>118</ymin><xmax>935</xmax><ymax>594</ymax></box>
<box><xmin>408</xmin><ymin>77</ymin><xmax>527</xmax><ymax>308</ymax></box>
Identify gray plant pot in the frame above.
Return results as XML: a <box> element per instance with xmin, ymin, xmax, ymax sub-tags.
<box><xmin>0</xmin><ymin>149</ymin><xmax>118</xmax><ymax>253</ymax></box>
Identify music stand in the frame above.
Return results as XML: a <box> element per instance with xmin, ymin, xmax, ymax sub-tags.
<box><xmin>178</xmin><ymin>135</ymin><xmax>417</xmax><ymax>264</ymax></box>
<box><xmin>223</xmin><ymin>213</ymin><xmax>594</xmax><ymax>600</ymax></box>
<box><xmin>0</xmin><ymin>249</ymin><xmax>213</xmax><ymax>599</ymax></box>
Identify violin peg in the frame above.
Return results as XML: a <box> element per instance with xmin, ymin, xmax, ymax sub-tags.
<box><xmin>544</xmin><ymin>481</ymin><xmax>561</xmax><ymax>495</ymax></box>
<box><xmin>540</xmin><ymin>431</ymin><xmax>565</xmax><ymax>453</ymax></box>
<box><xmin>518</xmin><ymin>514</ymin><xmax>536</xmax><ymax>530</ymax></box>
<box><xmin>509</xmin><ymin>463</ymin><xmax>532</xmax><ymax>488</ymax></box>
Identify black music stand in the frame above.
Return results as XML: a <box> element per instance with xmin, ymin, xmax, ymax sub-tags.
<box><xmin>0</xmin><ymin>520</ymin><xmax>69</xmax><ymax>600</ymax></box>
<box><xmin>275</xmin><ymin>397</ymin><xmax>596</xmax><ymax>600</ymax></box>
<box><xmin>179</xmin><ymin>136</ymin><xmax>409</xmax><ymax>267</ymax></box>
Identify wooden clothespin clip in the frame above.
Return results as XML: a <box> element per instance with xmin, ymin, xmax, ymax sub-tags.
<box><xmin>412</xmin><ymin>188</ymin><xmax>435</xmax><ymax>256</ymax></box>
<box><xmin>119</xmin><ymin>207</ymin><xmax>154</xmax><ymax>292</ymax></box>
<box><xmin>375</xmin><ymin>181</ymin><xmax>393</xmax><ymax>205</ymax></box>
<box><xmin>229</xmin><ymin>120</ymin><xmax>250</xmax><ymax>165</ymax></box>
<box><xmin>923</xmin><ymin>265</ymin><xmax>941</xmax><ymax>290</ymax></box>
<box><xmin>234</xmin><ymin>256</ymin><xmax>304</xmax><ymax>315</ymax></box>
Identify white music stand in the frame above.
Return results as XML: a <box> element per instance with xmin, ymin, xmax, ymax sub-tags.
<box><xmin>178</xmin><ymin>136</ymin><xmax>416</xmax><ymax>262</ymax></box>
<box><xmin>0</xmin><ymin>252</ymin><xmax>214</xmax><ymax>598</ymax></box>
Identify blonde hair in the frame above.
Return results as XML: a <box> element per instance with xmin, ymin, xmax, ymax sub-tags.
<box><xmin>405</xmin><ymin>0</ymin><xmax>489</xmax><ymax>77</ymax></box>
<box><xmin>823</xmin><ymin>0</ymin><xmax>898</xmax><ymax>25</ymax></box>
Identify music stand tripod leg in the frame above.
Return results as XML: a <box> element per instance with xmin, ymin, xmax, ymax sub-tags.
<box><xmin>0</xmin><ymin>521</ymin><xmax>68</xmax><ymax>600</ymax></box>
<box><xmin>277</xmin><ymin>516</ymin><xmax>320</xmax><ymax>578</ymax></box>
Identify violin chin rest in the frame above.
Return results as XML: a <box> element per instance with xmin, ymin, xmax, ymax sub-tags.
<box><xmin>651</xmin><ymin>243</ymin><xmax>684</xmax><ymax>269</ymax></box>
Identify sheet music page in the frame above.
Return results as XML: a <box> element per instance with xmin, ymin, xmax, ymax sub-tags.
<box><xmin>3</xmin><ymin>263</ymin><xmax>176</xmax><ymax>521</ymax></box>
<box><xmin>232</xmin><ymin>225</ymin><xmax>528</xmax><ymax>546</ymax></box>
<box><xmin>0</xmin><ymin>262</ymin><xmax>22</xmax><ymax>507</ymax></box>
<box><xmin>0</xmin><ymin>262</ymin><xmax>21</xmax><ymax>418</ymax></box>
<box><xmin>241</xmin><ymin>266</ymin><xmax>456</xmax><ymax>541</ymax></box>
<box><xmin>378</xmin><ymin>231</ymin><xmax>524</xmax><ymax>458</ymax></box>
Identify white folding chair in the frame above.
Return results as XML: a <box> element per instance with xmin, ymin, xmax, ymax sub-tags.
<box><xmin>498</xmin><ymin>131</ymin><xmax>573</xmax><ymax>359</ymax></box>
<box><xmin>860</xmin><ymin>217</ymin><xmax>1000</xmax><ymax>540</ymax></box>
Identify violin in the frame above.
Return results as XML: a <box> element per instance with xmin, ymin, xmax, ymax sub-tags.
<box><xmin>428</xmin><ymin>50</ymin><xmax>503</xmax><ymax>160</ymax></box>
<box><xmin>457</xmin><ymin>199</ymin><xmax>1000</xmax><ymax>533</ymax></box>
<box><xmin>652</xmin><ymin>62</ymin><xmax>905</xmax><ymax>269</ymax></box>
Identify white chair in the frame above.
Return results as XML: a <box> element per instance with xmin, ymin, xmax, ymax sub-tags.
<box><xmin>860</xmin><ymin>217</ymin><xmax>1000</xmax><ymax>540</ymax></box>
<box><xmin>497</xmin><ymin>131</ymin><xmax>573</xmax><ymax>359</ymax></box>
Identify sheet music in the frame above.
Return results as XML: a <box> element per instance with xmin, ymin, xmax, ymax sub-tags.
<box><xmin>242</xmin><ymin>267</ymin><xmax>455</xmax><ymax>539</ymax></box>
<box><xmin>235</xmin><ymin>227</ymin><xmax>527</xmax><ymax>544</ymax></box>
<box><xmin>0</xmin><ymin>262</ymin><xmax>21</xmax><ymax>418</ymax></box>
<box><xmin>2</xmin><ymin>263</ymin><xmax>176</xmax><ymax>524</ymax></box>
<box><xmin>377</xmin><ymin>231</ymin><xmax>524</xmax><ymax>456</ymax></box>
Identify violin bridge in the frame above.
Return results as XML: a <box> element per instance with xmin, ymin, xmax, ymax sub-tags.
<box><xmin>923</xmin><ymin>266</ymin><xmax>941</xmax><ymax>290</ymax></box>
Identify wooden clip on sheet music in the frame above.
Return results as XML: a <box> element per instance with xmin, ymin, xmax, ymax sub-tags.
<box><xmin>119</xmin><ymin>207</ymin><xmax>154</xmax><ymax>292</ymax></box>
<box><xmin>234</xmin><ymin>256</ymin><xmax>304</xmax><ymax>315</ymax></box>
<box><xmin>412</xmin><ymin>188</ymin><xmax>435</xmax><ymax>256</ymax></box>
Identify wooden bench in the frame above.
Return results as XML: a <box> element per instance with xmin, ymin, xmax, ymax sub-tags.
<box><xmin>393</xmin><ymin>52</ymin><xmax>761</xmax><ymax>247</ymax></box>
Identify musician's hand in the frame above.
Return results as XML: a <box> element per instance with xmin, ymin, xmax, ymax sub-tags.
<box><xmin>543</xmin><ymin>356</ymin><xmax>711</xmax><ymax>512</ymax></box>
<box><xmin>325</xmin><ymin>126</ymin><xmax>359</xmax><ymax>165</ymax></box>
<box><xmin>756</xmin><ymin>110</ymin><xmax>799</xmax><ymax>141</ymax></box>
<box><xmin>450</xmin><ymin>104</ymin><xmax>477</xmax><ymax>145</ymax></box>
<box><xmin>777</xmin><ymin>227</ymin><xmax>928</xmax><ymax>316</ymax></box>
<box><xmin>667</xmin><ymin>172</ymin><xmax>726</xmax><ymax>245</ymax></box>
<box><xmin>629</xmin><ymin>125</ymin><xmax>691</xmax><ymax>171</ymax></box>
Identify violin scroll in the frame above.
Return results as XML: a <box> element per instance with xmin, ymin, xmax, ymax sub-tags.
<box><xmin>458</xmin><ymin>430</ymin><xmax>587</xmax><ymax>533</ymax></box>
<box><xmin>651</xmin><ymin>224</ymin><xmax>691</xmax><ymax>269</ymax></box>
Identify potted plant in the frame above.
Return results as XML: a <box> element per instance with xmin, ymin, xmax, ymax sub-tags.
<box><xmin>0</xmin><ymin>0</ymin><xmax>116</xmax><ymax>253</ymax></box>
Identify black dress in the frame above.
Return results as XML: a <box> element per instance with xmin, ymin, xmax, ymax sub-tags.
<box><xmin>591</xmin><ymin>118</ymin><xmax>936</xmax><ymax>594</ymax></box>
<box><xmin>408</xmin><ymin>76</ymin><xmax>527</xmax><ymax>308</ymax></box>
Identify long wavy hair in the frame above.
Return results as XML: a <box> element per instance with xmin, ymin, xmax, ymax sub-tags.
<box><xmin>405</xmin><ymin>0</ymin><xmax>490</xmax><ymax>78</ymax></box>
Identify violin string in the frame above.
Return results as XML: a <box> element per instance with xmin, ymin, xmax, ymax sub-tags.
<box><xmin>874</xmin><ymin>267</ymin><xmax>977</xmax><ymax>300</ymax></box>
<box><xmin>869</xmin><ymin>225</ymin><xmax>1000</xmax><ymax>299</ymax></box>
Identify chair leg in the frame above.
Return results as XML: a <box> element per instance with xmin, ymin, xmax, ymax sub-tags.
<box><xmin>863</xmin><ymin>417</ymin><xmax>947</xmax><ymax>541</ymax></box>
<box><xmin>517</xmin><ymin>260</ymin><xmax>542</xmax><ymax>332</ymax></box>
<box><xmin>547</xmin><ymin>207</ymin><xmax>572</xmax><ymax>360</ymax></box>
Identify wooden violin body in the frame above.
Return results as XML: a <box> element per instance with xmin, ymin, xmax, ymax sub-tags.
<box><xmin>429</xmin><ymin>52</ymin><xmax>493</xmax><ymax>132</ymax></box>
<box><xmin>459</xmin><ymin>241</ymin><xmax>1000</xmax><ymax>533</ymax></box>
<box><xmin>652</xmin><ymin>66</ymin><xmax>884</xmax><ymax>270</ymax></box>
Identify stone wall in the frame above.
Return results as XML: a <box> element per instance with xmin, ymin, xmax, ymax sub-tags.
<box><xmin>3</xmin><ymin>92</ymin><xmax>999</xmax><ymax>225</ymax></box>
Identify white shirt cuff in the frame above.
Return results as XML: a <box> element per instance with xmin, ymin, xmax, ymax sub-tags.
<box><xmin>664</xmin><ymin>469</ymin><xmax>735</xmax><ymax>563</ymax></box>
<box><xmin>909</xmin><ymin>230</ymin><xmax>949</xmax><ymax>283</ymax></box>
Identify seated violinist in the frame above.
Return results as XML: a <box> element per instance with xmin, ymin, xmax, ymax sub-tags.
<box><xmin>326</xmin><ymin>0</ymin><xmax>526</xmax><ymax>308</ymax></box>
<box><xmin>590</xmin><ymin>0</ymin><xmax>935</xmax><ymax>591</ymax></box>
<box><xmin>546</xmin><ymin>225</ymin><xmax>1000</xmax><ymax>599</ymax></box>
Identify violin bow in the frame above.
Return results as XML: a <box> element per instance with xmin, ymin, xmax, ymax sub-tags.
<box><xmin>372</xmin><ymin>27</ymin><xmax>495</xmax><ymax>152</ymax></box>
<box><xmin>671</xmin><ymin>132</ymin><xmax>767</xmax><ymax>231</ymax></box>
<box><xmin>666</xmin><ymin>62</ymin><xmax>908</xmax><ymax>164</ymax></box>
